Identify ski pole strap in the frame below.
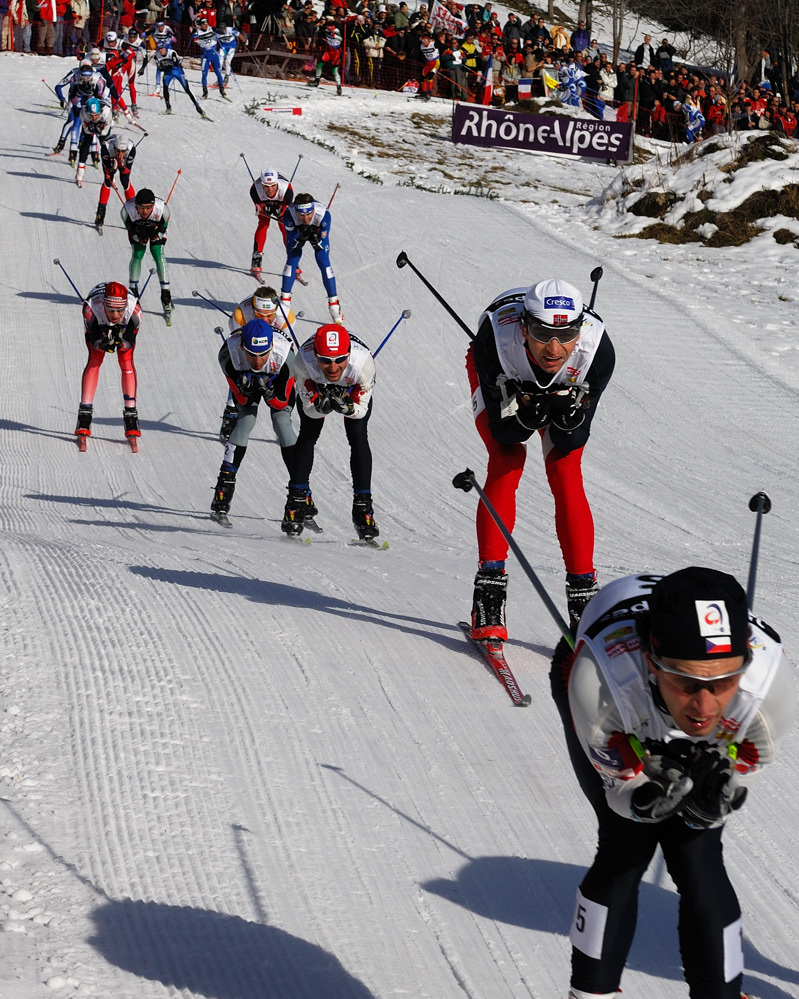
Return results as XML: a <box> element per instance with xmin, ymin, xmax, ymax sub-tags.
<box><xmin>453</xmin><ymin>467</ymin><xmax>574</xmax><ymax>646</ymax></box>
<box><xmin>396</xmin><ymin>251</ymin><xmax>475</xmax><ymax>341</ymax></box>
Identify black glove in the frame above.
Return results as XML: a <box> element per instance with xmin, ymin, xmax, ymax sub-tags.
<box><xmin>328</xmin><ymin>386</ymin><xmax>355</xmax><ymax>415</ymax></box>
<box><xmin>312</xmin><ymin>384</ymin><xmax>334</xmax><ymax>414</ymax></box>
<box><xmin>630</xmin><ymin>754</ymin><xmax>694</xmax><ymax>822</ymax></box>
<box><xmin>255</xmin><ymin>374</ymin><xmax>276</xmax><ymax>400</ymax></box>
<box><xmin>680</xmin><ymin>747</ymin><xmax>747</xmax><ymax>829</ymax></box>
<box><xmin>549</xmin><ymin>383</ymin><xmax>590</xmax><ymax>432</ymax></box>
<box><xmin>236</xmin><ymin>371</ymin><xmax>258</xmax><ymax>396</ymax></box>
<box><xmin>514</xmin><ymin>384</ymin><xmax>554</xmax><ymax>430</ymax></box>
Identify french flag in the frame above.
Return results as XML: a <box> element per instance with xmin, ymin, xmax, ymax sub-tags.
<box><xmin>480</xmin><ymin>54</ymin><xmax>493</xmax><ymax>105</ymax></box>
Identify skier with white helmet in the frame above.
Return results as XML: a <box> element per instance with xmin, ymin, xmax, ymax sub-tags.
<box><xmin>209</xmin><ymin>318</ymin><xmax>297</xmax><ymax>527</ymax></box>
<box><xmin>74</xmin><ymin>95</ymin><xmax>113</xmax><ymax>188</ymax></box>
<box><xmin>280</xmin><ymin>192</ymin><xmax>342</xmax><ymax>323</ymax></box>
<box><xmin>466</xmin><ymin>276</ymin><xmax>615</xmax><ymax>642</ymax></box>
<box><xmin>248</xmin><ymin>167</ymin><xmax>294</xmax><ymax>279</ymax></box>
<box><xmin>94</xmin><ymin>132</ymin><xmax>136</xmax><ymax>233</ymax></box>
<box><xmin>75</xmin><ymin>281</ymin><xmax>143</xmax><ymax>449</ymax></box>
<box><xmin>218</xmin><ymin>24</ymin><xmax>248</xmax><ymax>86</ymax></box>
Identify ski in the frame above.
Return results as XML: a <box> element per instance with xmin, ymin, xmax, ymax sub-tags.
<box><xmin>76</xmin><ymin>436</ymin><xmax>88</xmax><ymax>452</ymax></box>
<box><xmin>304</xmin><ymin>517</ymin><xmax>324</xmax><ymax>533</ymax></box>
<box><xmin>210</xmin><ymin>510</ymin><xmax>232</xmax><ymax>529</ymax></box>
<box><xmin>351</xmin><ymin>538</ymin><xmax>389</xmax><ymax>550</ymax></box>
<box><xmin>457</xmin><ymin>621</ymin><xmax>532</xmax><ymax>707</ymax></box>
<box><xmin>127</xmin><ymin>436</ymin><xmax>139</xmax><ymax>453</ymax></box>
<box><xmin>283</xmin><ymin>533</ymin><xmax>312</xmax><ymax>545</ymax></box>
<box><xmin>95</xmin><ymin>224</ymin><xmax>103</xmax><ymax>235</ymax></box>
<box><xmin>163</xmin><ymin>307</ymin><xmax>173</xmax><ymax>327</ymax></box>
<box><xmin>251</xmin><ymin>267</ymin><xmax>262</xmax><ymax>281</ymax></box>
<box><xmin>295</xmin><ymin>272</ymin><xmax>308</xmax><ymax>286</ymax></box>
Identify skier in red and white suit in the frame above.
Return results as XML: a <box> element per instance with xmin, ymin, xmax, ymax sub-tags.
<box><xmin>248</xmin><ymin>167</ymin><xmax>294</xmax><ymax>277</ymax></box>
<box><xmin>417</xmin><ymin>34</ymin><xmax>440</xmax><ymax>99</ymax></box>
<box><xmin>94</xmin><ymin>132</ymin><xmax>136</xmax><ymax>230</ymax></box>
<box><xmin>75</xmin><ymin>281</ymin><xmax>142</xmax><ymax>442</ymax></box>
<box><xmin>466</xmin><ymin>278</ymin><xmax>615</xmax><ymax>640</ymax></box>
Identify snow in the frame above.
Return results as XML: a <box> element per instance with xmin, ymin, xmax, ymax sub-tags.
<box><xmin>1</xmin><ymin>50</ymin><xmax>799</xmax><ymax>999</ymax></box>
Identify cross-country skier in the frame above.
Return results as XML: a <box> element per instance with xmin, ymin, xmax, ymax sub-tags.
<box><xmin>210</xmin><ymin>318</ymin><xmax>297</xmax><ymax>525</ymax></box>
<box><xmin>75</xmin><ymin>280</ymin><xmax>143</xmax><ymax>446</ymax></box>
<box><xmin>466</xmin><ymin>277</ymin><xmax>615</xmax><ymax>642</ymax></box>
<box><xmin>124</xmin><ymin>27</ymin><xmax>144</xmax><ymax>115</ymax></box>
<box><xmin>139</xmin><ymin>21</ymin><xmax>176</xmax><ymax>97</ymax></box>
<box><xmin>218</xmin><ymin>24</ymin><xmax>247</xmax><ymax>86</ymax></box>
<box><xmin>52</xmin><ymin>60</ymin><xmax>98</xmax><ymax>164</ymax></box>
<box><xmin>309</xmin><ymin>22</ymin><xmax>343</xmax><ymax>95</ymax></box>
<box><xmin>249</xmin><ymin>167</ymin><xmax>293</xmax><ymax>279</ymax></box>
<box><xmin>75</xmin><ymin>96</ymin><xmax>113</xmax><ymax>187</ymax></box>
<box><xmin>550</xmin><ymin>567</ymin><xmax>796</xmax><ymax>999</ymax></box>
<box><xmin>673</xmin><ymin>97</ymin><xmax>705</xmax><ymax>143</ymax></box>
<box><xmin>94</xmin><ymin>132</ymin><xmax>136</xmax><ymax>231</ymax></box>
<box><xmin>148</xmin><ymin>45</ymin><xmax>209</xmax><ymax>118</ymax></box>
<box><xmin>190</xmin><ymin>15</ymin><xmax>228</xmax><ymax>99</ymax></box>
<box><xmin>121</xmin><ymin>188</ymin><xmax>172</xmax><ymax>315</ymax></box>
<box><xmin>280</xmin><ymin>192</ymin><xmax>342</xmax><ymax>323</ymax></box>
<box><xmin>416</xmin><ymin>34</ymin><xmax>440</xmax><ymax>100</ymax></box>
<box><xmin>281</xmin><ymin>324</ymin><xmax>378</xmax><ymax>541</ymax></box>
<box><xmin>219</xmin><ymin>285</ymin><xmax>298</xmax><ymax>442</ymax></box>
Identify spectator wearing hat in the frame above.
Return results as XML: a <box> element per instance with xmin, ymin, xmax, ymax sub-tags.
<box><xmin>393</xmin><ymin>0</ymin><xmax>408</xmax><ymax>30</ymax></box>
<box><xmin>550</xmin><ymin>567</ymin><xmax>795</xmax><ymax>999</ymax></box>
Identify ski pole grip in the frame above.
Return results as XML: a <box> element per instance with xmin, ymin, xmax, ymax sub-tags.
<box><xmin>748</xmin><ymin>491</ymin><xmax>771</xmax><ymax>514</ymax></box>
<box><xmin>396</xmin><ymin>251</ymin><xmax>409</xmax><ymax>268</ymax></box>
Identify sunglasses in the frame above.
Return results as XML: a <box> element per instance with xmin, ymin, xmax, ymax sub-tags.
<box><xmin>316</xmin><ymin>353</ymin><xmax>349</xmax><ymax>365</ymax></box>
<box><xmin>650</xmin><ymin>652</ymin><xmax>748</xmax><ymax>695</ymax></box>
<box><xmin>522</xmin><ymin>312</ymin><xmax>583</xmax><ymax>344</ymax></box>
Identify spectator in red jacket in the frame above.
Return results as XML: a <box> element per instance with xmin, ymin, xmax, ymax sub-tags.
<box><xmin>35</xmin><ymin>0</ymin><xmax>57</xmax><ymax>53</ymax></box>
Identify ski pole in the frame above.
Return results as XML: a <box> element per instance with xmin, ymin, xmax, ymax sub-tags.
<box><xmin>452</xmin><ymin>467</ymin><xmax>574</xmax><ymax>646</ymax></box>
<box><xmin>327</xmin><ymin>183</ymin><xmax>340</xmax><ymax>209</ymax></box>
<box><xmin>589</xmin><ymin>265</ymin><xmax>603</xmax><ymax>310</ymax></box>
<box><xmin>288</xmin><ymin>153</ymin><xmax>303</xmax><ymax>184</ymax></box>
<box><xmin>111</xmin><ymin>180</ymin><xmax>126</xmax><ymax>204</ymax></box>
<box><xmin>139</xmin><ymin>267</ymin><xmax>156</xmax><ymax>299</ymax></box>
<box><xmin>42</xmin><ymin>78</ymin><xmax>59</xmax><ymax>99</ymax></box>
<box><xmin>373</xmin><ymin>309</ymin><xmax>411</xmax><ymax>358</ymax></box>
<box><xmin>165</xmin><ymin>168</ymin><xmax>182</xmax><ymax>204</ymax></box>
<box><xmin>191</xmin><ymin>289</ymin><xmax>233</xmax><ymax>319</ymax></box>
<box><xmin>276</xmin><ymin>299</ymin><xmax>299</xmax><ymax>347</ymax></box>
<box><xmin>53</xmin><ymin>258</ymin><xmax>83</xmax><ymax>302</ymax></box>
<box><xmin>239</xmin><ymin>152</ymin><xmax>256</xmax><ymax>182</ymax></box>
<box><xmin>396</xmin><ymin>250</ymin><xmax>475</xmax><ymax>341</ymax></box>
<box><xmin>746</xmin><ymin>491</ymin><xmax>772</xmax><ymax>610</ymax></box>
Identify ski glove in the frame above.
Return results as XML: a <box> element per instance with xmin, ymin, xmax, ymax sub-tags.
<box><xmin>514</xmin><ymin>388</ymin><xmax>553</xmax><ymax>430</ymax></box>
<box><xmin>630</xmin><ymin>754</ymin><xmax>694</xmax><ymax>822</ymax></box>
<box><xmin>680</xmin><ymin>747</ymin><xmax>747</xmax><ymax>829</ymax></box>
<box><xmin>328</xmin><ymin>389</ymin><xmax>355</xmax><ymax>415</ymax></box>
<box><xmin>549</xmin><ymin>383</ymin><xmax>590</xmax><ymax>432</ymax></box>
<box><xmin>312</xmin><ymin>384</ymin><xmax>335</xmax><ymax>415</ymax></box>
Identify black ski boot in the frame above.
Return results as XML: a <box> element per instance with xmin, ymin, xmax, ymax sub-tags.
<box><xmin>336</xmin><ymin>83</ymin><xmax>342</xmax><ymax>95</ymax></box>
<box><xmin>211</xmin><ymin>467</ymin><xmax>237</xmax><ymax>513</ymax></box>
<box><xmin>91</xmin><ymin>151</ymin><xmax>100</xmax><ymax>165</ymax></box>
<box><xmin>565</xmin><ymin>572</ymin><xmax>599</xmax><ymax>632</ymax></box>
<box><xmin>219</xmin><ymin>405</ymin><xmax>238</xmax><ymax>443</ymax></box>
<box><xmin>281</xmin><ymin>485</ymin><xmax>318</xmax><ymax>537</ymax></box>
<box><xmin>95</xmin><ymin>204</ymin><xmax>106</xmax><ymax>229</ymax></box>
<box><xmin>251</xmin><ymin>251</ymin><xmax>262</xmax><ymax>275</ymax></box>
<box><xmin>75</xmin><ymin>404</ymin><xmax>93</xmax><ymax>437</ymax></box>
<box><xmin>308</xmin><ymin>78</ymin><xmax>320</xmax><ymax>87</ymax></box>
<box><xmin>352</xmin><ymin>493</ymin><xmax>379</xmax><ymax>541</ymax></box>
<box><xmin>53</xmin><ymin>138</ymin><xmax>65</xmax><ymax>154</ymax></box>
<box><xmin>161</xmin><ymin>287</ymin><xmax>173</xmax><ymax>313</ymax></box>
<box><xmin>68</xmin><ymin>149</ymin><xmax>77</xmax><ymax>166</ymax></box>
<box><xmin>202</xmin><ymin>86</ymin><xmax>208</xmax><ymax>98</ymax></box>
<box><xmin>123</xmin><ymin>407</ymin><xmax>140</xmax><ymax>438</ymax></box>
<box><xmin>470</xmin><ymin>567</ymin><xmax>508</xmax><ymax>641</ymax></box>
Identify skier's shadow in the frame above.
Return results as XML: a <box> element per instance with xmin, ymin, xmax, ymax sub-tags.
<box><xmin>89</xmin><ymin>897</ymin><xmax>377</xmax><ymax>998</ymax></box>
<box><xmin>19</xmin><ymin>210</ymin><xmax>89</xmax><ymax>227</ymax></box>
<box><xmin>423</xmin><ymin>856</ymin><xmax>798</xmax><ymax>997</ymax></box>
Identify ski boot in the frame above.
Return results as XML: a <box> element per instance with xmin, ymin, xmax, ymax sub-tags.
<box><xmin>153</xmin><ymin>85</ymin><xmax>162</xmax><ymax>97</ymax></box>
<box><xmin>202</xmin><ymin>86</ymin><xmax>208</xmax><ymax>99</ymax></box>
<box><xmin>68</xmin><ymin>149</ymin><xmax>77</xmax><ymax>166</ymax></box>
<box><xmin>327</xmin><ymin>296</ymin><xmax>343</xmax><ymax>323</ymax></box>
<box><xmin>130</xmin><ymin>281</ymin><xmax>139</xmax><ymax>298</ymax></box>
<box><xmin>336</xmin><ymin>83</ymin><xmax>342</xmax><ymax>95</ymax></box>
<box><xmin>352</xmin><ymin>493</ymin><xmax>379</xmax><ymax>541</ymax></box>
<box><xmin>75</xmin><ymin>404</ymin><xmax>93</xmax><ymax>438</ymax></box>
<box><xmin>251</xmin><ymin>251</ymin><xmax>262</xmax><ymax>279</ymax></box>
<box><xmin>91</xmin><ymin>151</ymin><xmax>100</xmax><ymax>165</ymax></box>
<box><xmin>565</xmin><ymin>572</ymin><xmax>599</xmax><ymax>632</ymax></box>
<box><xmin>219</xmin><ymin>405</ymin><xmax>238</xmax><ymax>443</ymax></box>
<box><xmin>223</xmin><ymin>73</ymin><xmax>230</xmax><ymax>86</ymax></box>
<box><xmin>219</xmin><ymin>85</ymin><xmax>228</xmax><ymax>99</ymax></box>
<box><xmin>130</xmin><ymin>103</ymin><xmax>139</xmax><ymax>117</ymax></box>
<box><xmin>280</xmin><ymin>292</ymin><xmax>292</xmax><ymax>312</ymax></box>
<box><xmin>281</xmin><ymin>485</ymin><xmax>318</xmax><ymax>537</ymax></box>
<box><xmin>52</xmin><ymin>138</ymin><xmax>65</xmax><ymax>154</ymax></box>
<box><xmin>94</xmin><ymin>203</ymin><xmax>106</xmax><ymax>229</ymax></box>
<box><xmin>75</xmin><ymin>164</ymin><xmax>85</xmax><ymax>187</ymax></box>
<box><xmin>165</xmin><ymin>104</ymin><xmax>174</xmax><ymax>114</ymax></box>
<box><xmin>211</xmin><ymin>467</ymin><xmax>237</xmax><ymax>513</ymax></box>
<box><xmin>470</xmin><ymin>566</ymin><xmax>508</xmax><ymax>641</ymax></box>
<box><xmin>123</xmin><ymin>407</ymin><xmax>141</xmax><ymax>438</ymax></box>
<box><xmin>161</xmin><ymin>287</ymin><xmax>173</xmax><ymax>313</ymax></box>
<box><xmin>308</xmin><ymin>78</ymin><xmax>319</xmax><ymax>87</ymax></box>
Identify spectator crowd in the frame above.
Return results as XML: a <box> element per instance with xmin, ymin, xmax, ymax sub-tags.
<box><xmin>2</xmin><ymin>0</ymin><xmax>798</xmax><ymax>141</ymax></box>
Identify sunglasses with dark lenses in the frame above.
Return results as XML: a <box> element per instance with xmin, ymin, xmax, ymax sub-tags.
<box><xmin>650</xmin><ymin>652</ymin><xmax>748</xmax><ymax>695</ymax></box>
<box><xmin>522</xmin><ymin>312</ymin><xmax>583</xmax><ymax>344</ymax></box>
<box><xmin>316</xmin><ymin>353</ymin><xmax>349</xmax><ymax>365</ymax></box>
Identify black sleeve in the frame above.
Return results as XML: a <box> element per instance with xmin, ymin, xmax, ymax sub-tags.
<box><xmin>547</xmin><ymin>331</ymin><xmax>615</xmax><ymax>453</ymax></box>
<box><xmin>269</xmin><ymin>360</ymin><xmax>293</xmax><ymax>402</ymax></box>
<box><xmin>249</xmin><ymin>182</ymin><xmax>260</xmax><ymax>206</ymax></box>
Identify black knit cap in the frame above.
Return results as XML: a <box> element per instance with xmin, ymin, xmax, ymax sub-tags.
<box><xmin>649</xmin><ymin>566</ymin><xmax>749</xmax><ymax>660</ymax></box>
<box><xmin>135</xmin><ymin>189</ymin><xmax>156</xmax><ymax>205</ymax></box>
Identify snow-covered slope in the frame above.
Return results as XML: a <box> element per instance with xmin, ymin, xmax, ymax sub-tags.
<box><xmin>1</xmin><ymin>54</ymin><xmax>798</xmax><ymax>999</ymax></box>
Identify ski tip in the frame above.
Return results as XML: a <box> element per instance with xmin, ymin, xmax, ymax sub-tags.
<box><xmin>515</xmin><ymin>693</ymin><xmax>533</xmax><ymax>707</ymax></box>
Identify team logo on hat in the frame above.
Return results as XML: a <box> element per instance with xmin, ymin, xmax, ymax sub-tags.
<box><xmin>695</xmin><ymin>599</ymin><xmax>732</xmax><ymax>653</ymax></box>
<box><xmin>544</xmin><ymin>296</ymin><xmax>576</xmax><ymax>310</ymax></box>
